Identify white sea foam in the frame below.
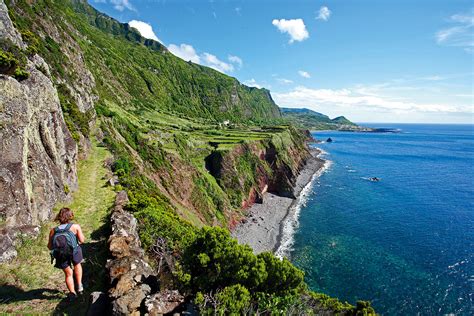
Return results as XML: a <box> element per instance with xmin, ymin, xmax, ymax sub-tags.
<box><xmin>275</xmin><ymin>153</ymin><xmax>331</xmax><ymax>259</ymax></box>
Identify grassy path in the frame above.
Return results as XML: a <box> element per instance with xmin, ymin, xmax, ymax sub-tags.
<box><xmin>0</xmin><ymin>138</ymin><xmax>116</xmax><ymax>315</ymax></box>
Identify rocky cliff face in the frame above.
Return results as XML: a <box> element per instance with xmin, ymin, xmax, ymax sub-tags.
<box><xmin>0</xmin><ymin>1</ymin><xmax>78</xmax><ymax>262</ymax></box>
<box><xmin>204</xmin><ymin>128</ymin><xmax>311</xmax><ymax>227</ymax></box>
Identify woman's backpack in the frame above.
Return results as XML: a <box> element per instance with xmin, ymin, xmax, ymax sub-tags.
<box><xmin>50</xmin><ymin>223</ymin><xmax>79</xmax><ymax>264</ymax></box>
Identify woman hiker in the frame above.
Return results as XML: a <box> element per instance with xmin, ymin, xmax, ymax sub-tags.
<box><xmin>47</xmin><ymin>207</ymin><xmax>85</xmax><ymax>300</ymax></box>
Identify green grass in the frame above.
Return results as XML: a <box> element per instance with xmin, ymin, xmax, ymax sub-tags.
<box><xmin>0</xmin><ymin>136</ymin><xmax>116</xmax><ymax>315</ymax></box>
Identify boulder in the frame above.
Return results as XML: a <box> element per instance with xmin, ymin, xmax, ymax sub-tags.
<box><xmin>144</xmin><ymin>290</ymin><xmax>185</xmax><ymax>316</ymax></box>
<box><xmin>87</xmin><ymin>291</ymin><xmax>110</xmax><ymax>316</ymax></box>
<box><xmin>111</xmin><ymin>284</ymin><xmax>151</xmax><ymax>316</ymax></box>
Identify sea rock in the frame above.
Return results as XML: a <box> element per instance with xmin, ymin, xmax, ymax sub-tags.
<box><xmin>0</xmin><ymin>1</ymin><xmax>78</xmax><ymax>262</ymax></box>
<box><xmin>326</xmin><ymin>137</ymin><xmax>333</xmax><ymax>143</ymax></box>
<box><xmin>144</xmin><ymin>290</ymin><xmax>185</xmax><ymax>315</ymax></box>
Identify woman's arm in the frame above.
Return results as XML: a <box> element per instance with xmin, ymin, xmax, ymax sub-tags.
<box><xmin>47</xmin><ymin>228</ymin><xmax>54</xmax><ymax>250</ymax></box>
<box><xmin>75</xmin><ymin>224</ymin><xmax>85</xmax><ymax>244</ymax></box>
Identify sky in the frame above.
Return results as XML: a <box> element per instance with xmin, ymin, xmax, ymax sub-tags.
<box><xmin>90</xmin><ymin>0</ymin><xmax>473</xmax><ymax>123</ymax></box>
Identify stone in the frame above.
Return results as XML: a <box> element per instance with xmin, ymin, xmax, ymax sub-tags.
<box><xmin>111</xmin><ymin>284</ymin><xmax>151</xmax><ymax>316</ymax></box>
<box><xmin>86</xmin><ymin>291</ymin><xmax>110</xmax><ymax>316</ymax></box>
<box><xmin>144</xmin><ymin>290</ymin><xmax>185</xmax><ymax>316</ymax></box>
<box><xmin>0</xmin><ymin>1</ymin><xmax>25</xmax><ymax>48</ymax></box>
<box><xmin>109</xmin><ymin>236</ymin><xmax>133</xmax><ymax>258</ymax></box>
<box><xmin>110</xmin><ymin>274</ymin><xmax>135</xmax><ymax>298</ymax></box>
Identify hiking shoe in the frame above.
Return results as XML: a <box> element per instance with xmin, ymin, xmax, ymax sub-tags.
<box><xmin>68</xmin><ymin>293</ymin><xmax>78</xmax><ymax>302</ymax></box>
<box><xmin>77</xmin><ymin>284</ymin><xmax>84</xmax><ymax>294</ymax></box>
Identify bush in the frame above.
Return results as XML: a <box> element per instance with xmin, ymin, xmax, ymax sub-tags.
<box><xmin>257</xmin><ymin>252</ymin><xmax>305</xmax><ymax>295</ymax></box>
<box><xmin>355</xmin><ymin>300</ymin><xmax>376</xmax><ymax>315</ymax></box>
<box><xmin>0</xmin><ymin>49</ymin><xmax>18</xmax><ymax>75</ymax></box>
<box><xmin>135</xmin><ymin>205</ymin><xmax>195</xmax><ymax>251</ymax></box>
<box><xmin>182</xmin><ymin>226</ymin><xmax>266</xmax><ymax>293</ymax></box>
<box><xmin>13</xmin><ymin>67</ymin><xmax>29</xmax><ymax>81</ymax></box>
<box><xmin>63</xmin><ymin>184</ymin><xmax>70</xmax><ymax>195</ymax></box>
<box><xmin>196</xmin><ymin>284</ymin><xmax>251</xmax><ymax>315</ymax></box>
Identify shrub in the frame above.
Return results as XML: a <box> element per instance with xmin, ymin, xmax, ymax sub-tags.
<box><xmin>196</xmin><ymin>284</ymin><xmax>251</xmax><ymax>315</ymax></box>
<box><xmin>257</xmin><ymin>252</ymin><xmax>305</xmax><ymax>295</ymax></box>
<box><xmin>0</xmin><ymin>49</ymin><xmax>20</xmax><ymax>76</ymax></box>
<box><xmin>20</xmin><ymin>30</ymin><xmax>39</xmax><ymax>55</ymax></box>
<box><xmin>13</xmin><ymin>67</ymin><xmax>29</xmax><ymax>81</ymax></box>
<box><xmin>63</xmin><ymin>184</ymin><xmax>70</xmax><ymax>195</ymax></box>
<box><xmin>182</xmin><ymin>226</ymin><xmax>266</xmax><ymax>293</ymax></box>
<box><xmin>355</xmin><ymin>300</ymin><xmax>376</xmax><ymax>315</ymax></box>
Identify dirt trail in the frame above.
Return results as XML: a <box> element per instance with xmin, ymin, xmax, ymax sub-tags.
<box><xmin>0</xmin><ymin>138</ymin><xmax>116</xmax><ymax>314</ymax></box>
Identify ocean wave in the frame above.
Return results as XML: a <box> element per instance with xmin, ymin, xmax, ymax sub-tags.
<box><xmin>275</xmin><ymin>156</ymin><xmax>332</xmax><ymax>259</ymax></box>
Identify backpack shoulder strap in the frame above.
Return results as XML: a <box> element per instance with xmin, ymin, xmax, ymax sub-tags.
<box><xmin>65</xmin><ymin>223</ymin><xmax>73</xmax><ymax>230</ymax></box>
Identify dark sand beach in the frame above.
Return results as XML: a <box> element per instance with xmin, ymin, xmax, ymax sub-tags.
<box><xmin>232</xmin><ymin>148</ymin><xmax>327</xmax><ymax>255</ymax></box>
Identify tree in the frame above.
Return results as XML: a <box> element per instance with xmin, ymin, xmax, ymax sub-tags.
<box><xmin>182</xmin><ymin>226</ymin><xmax>267</xmax><ymax>292</ymax></box>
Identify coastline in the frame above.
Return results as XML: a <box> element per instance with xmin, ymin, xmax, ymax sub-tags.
<box><xmin>232</xmin><ymin>148</ymin><xmax>328</xmax><ymax>256</ymax></box>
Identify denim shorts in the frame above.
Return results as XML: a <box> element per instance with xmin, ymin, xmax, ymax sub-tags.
<box><xmin>55</xmin><ymin>246</ymin><xmax>83</xmax><ymax>269</ymax></box>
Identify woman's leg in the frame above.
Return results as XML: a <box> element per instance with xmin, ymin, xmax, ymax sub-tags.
<box><xmin>63</xmin><ymin>267</ymin><xmax>76</xmax><ymax>294</ymax></box>
<box><xmin>73</xmin><ymin>262</ymin><xmax>83</xmax><ymax>287</ymax></box>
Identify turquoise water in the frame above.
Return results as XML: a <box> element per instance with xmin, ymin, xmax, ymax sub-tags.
<box><xmin>290</xmin><ymin>124</ymin><xmax>474</xmax><ymax>315</ymax></box>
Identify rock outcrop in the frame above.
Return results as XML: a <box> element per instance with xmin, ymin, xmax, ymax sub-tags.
<box><xmin>106</xmin><ymin>191</ymin><xmax>184</xmax><ymax>315</ymax></box>
<box><xmin>0</xmin><ymin>1</ymin><xmax>78</xmax><ymax>262</ymax></box>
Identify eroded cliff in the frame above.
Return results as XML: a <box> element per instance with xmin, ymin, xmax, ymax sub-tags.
<box><xmin>0</xmin><ymin>1</ymin><xmax>79</xmax><ymax>261</ymax></box>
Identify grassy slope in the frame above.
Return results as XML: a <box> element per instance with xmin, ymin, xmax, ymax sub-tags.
<box><xmin>0</xmin><ymin>136</ymin><xmax>116</xmax><ymax>314</ymax></box>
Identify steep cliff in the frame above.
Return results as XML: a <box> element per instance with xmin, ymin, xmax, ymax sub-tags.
<box><xmin>0</xmin><ymin>1</ymin><xmax>78</xmax><ymax>262</ymax></box>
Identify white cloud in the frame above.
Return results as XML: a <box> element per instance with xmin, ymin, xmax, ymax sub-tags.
<box><xmin>110</xmin><ymin>0</ymin><xmax>135</xmax><ymax>12</ymax></box>
<box><xmin>272</xmin><ymin>18</ymin><xmax>309</xmax><ymax>43</ymax></box>
<box><xmin>277</xmin><ymin>78</ymin><xmax>293</xmax><ymax>84</ymax></box>
<box><xmin>168</xmin><ymin>44</ymin><xmax>201</xmax><ymax>63</ymax></box>
<box><xmin>298</xmin><ymin>70</ymin><xmax>311</xmax><ymax>78</ymax></box>
<box><xmin>316</xmin><ymin>6</ymin><xmax>331</xmax><ymax>21</ymax></box>
<box><xmin>228</xmin><ymin>55</ymin><xmax>243</xmax><ymax>68</ymax></box>
<box><xmin>273</xmin><ymin>86</ymin><xmax>464</xmax><ymax>115</ymax></box>
<box><xmin>243</xmin><ymin>79</ymin><xmax>263</xmax><ymax>89</ymax></box>
<box><xmin>419</xmin><ymin>75</ymin><xmax>444</xmax><ymax>81</ymax></box>
<box><xmin>436</xmin><ymin>11</ymin><xmax>473</xmax><ymax>52</ymax></box>
<box><xmin>168</xmin><ymin>44</ymin><xmax>235</xmax><ymax>73</ymax></box>
<box><xmin>128</xmin><ymin>20</ymin><xmax>161</xmax><ymax>43</ymax></box>
<box><xmin>202</xmin><ymin>53</ymin><xmax>234</xmax><ymax>73</ymax></box>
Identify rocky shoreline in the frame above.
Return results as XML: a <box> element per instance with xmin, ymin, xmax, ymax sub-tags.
<box><xmin>232</xmin><ymin>148</ymin><xmax>327</xmax><ymax>255</ymax></box>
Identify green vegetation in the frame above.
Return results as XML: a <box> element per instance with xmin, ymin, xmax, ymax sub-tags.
<box><xmin>281</xmin><ymin>107</ymin><xmax>359</xmax><ymax>131</ymax></box>
<box><xmin>0</xmin><ymin>42</ymin><xmax>29</xmax><ymax>81</ymax></box>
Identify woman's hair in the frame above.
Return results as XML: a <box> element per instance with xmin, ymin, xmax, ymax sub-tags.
<box><xmin>55</xmin><ymin>207</ymin><xmax>74</xmax><ymax>224</ymax></box>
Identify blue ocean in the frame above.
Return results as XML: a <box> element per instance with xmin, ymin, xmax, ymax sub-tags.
<box><xmin>287</xmin><ymin>124</ymin><xmax>474</xmax><ymax>315</ymax></box>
